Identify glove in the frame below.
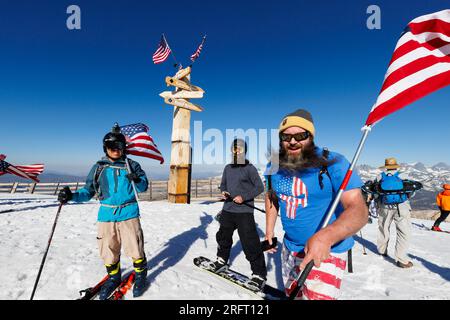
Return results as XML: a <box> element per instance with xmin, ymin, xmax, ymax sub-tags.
<box><xmin>126</xmin><ymin>173</ymin><xmax>141</xmax><ymax>183</ymax></box>
<box><xmin>58</xmin><ymin>186</ymin><xmax>73</xmax><ymax>204</ymax></box>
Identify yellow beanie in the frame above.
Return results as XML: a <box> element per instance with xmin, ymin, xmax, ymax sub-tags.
<box><xmin>279</xmin><ymin>109</ymin><xmax>315</xmax><ymax>136</ymax></box>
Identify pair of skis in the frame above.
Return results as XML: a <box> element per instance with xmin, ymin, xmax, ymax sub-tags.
<box><xmin>78</xmin><ymin>271</ymin><xmax>136</xmax><ymax>300</ymax></box>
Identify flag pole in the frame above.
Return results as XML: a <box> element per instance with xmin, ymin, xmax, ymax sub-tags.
<box><xmin>189</xmin><ymin>35</ymin><xmax>207</xmax><ymax>67</ymax></box>
<box><xmin>288</xmin><ymin>125</ymin><xmax>372</xmax><ymax>300</ymax></box>
<box><xmin>162</xmin><ymin>33</ymin><xmax>181</xmax><ymax>69</ymax></box>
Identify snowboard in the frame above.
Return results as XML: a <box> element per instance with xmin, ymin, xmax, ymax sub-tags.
<box><xmin>193</xmin><ymin>256</ymin><xmax>286</xmax><ymax>300</ymax></box>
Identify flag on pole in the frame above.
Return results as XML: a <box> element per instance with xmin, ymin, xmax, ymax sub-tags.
<box><xmin>0</xmin><ymin>158</ymin><xmax>44</xmax><ymax>182</ymax></box>
<box><xmin>152</xmin><ymin>35</ymin><xmax>172</xmax><ymax>64</ymax></box>
<box><xmin>120</xmin><ymin>123</ymin><xmax>165</xmax><ymax>164</ymax></box>
<box><xmin>365</xmin><ymin>9</ymin><xmax>450</xmax><ymax>126</ymax></box>
<box><xmin>190</xmin><ymin>35</ymin><xmax>206</xmax><ymax>62</ymax></box>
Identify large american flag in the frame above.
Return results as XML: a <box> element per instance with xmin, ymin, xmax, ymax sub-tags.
<box><xmin>190</xmin><ymin>35</ymin><xmax>206</xmax><ymax>62</ymax></box>
<box><xmin>152</xmin><ymin>35</ymin><xmax>171</xmax><ymax>64</ymax></box>
<box><xmin>365</xmin><ymin>10</ymin><xmax>450</xmax><ymax>126</ymax></box>
<box><xmin>278</xmin><ymin>176</ymin><xmax>308</xmax><ymax>219</ymax></box>
<box><xmin>120</xmin><ymin>123</ymin><xmax>164</xmax><ymax>164</ymax></box>
<box><xmin>0</xmin><ymin>155</ymin><xmax>44</xmax><ymax>182</ymax></box>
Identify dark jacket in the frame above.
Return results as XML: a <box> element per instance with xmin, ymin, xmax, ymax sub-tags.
<box><xmin>220</xmin><ymin>162</ymin><xmax>264</xmax><ymax>213</ymax></box>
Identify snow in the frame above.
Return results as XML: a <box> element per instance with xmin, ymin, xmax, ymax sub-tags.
<box><xmin>1</xmin><ymin>193</ymin><xmax>450</xmax><ymax>300</ymax></box>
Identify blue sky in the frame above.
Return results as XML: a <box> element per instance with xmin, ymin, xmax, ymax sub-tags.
<box><xmin>1</xmin><ymin>0</ymin><xmax>449</xmax><ymax>177</ymax></box>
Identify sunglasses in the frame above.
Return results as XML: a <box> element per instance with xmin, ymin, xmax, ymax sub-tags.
<box><xmin>280</xmin><ymin>131</ymin><xmax>310</xmax><ymax>142</ymax></box>
<box><xmin>232</xmin><ymin>146</ymin><xmax>244</xmax><ymax>154</ymax></box>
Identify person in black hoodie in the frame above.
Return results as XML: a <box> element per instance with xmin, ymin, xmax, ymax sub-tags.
<box><xmin>209</xmin><ymin>138</ymin><xmax>267</xmax><ymax>290</ymax></box>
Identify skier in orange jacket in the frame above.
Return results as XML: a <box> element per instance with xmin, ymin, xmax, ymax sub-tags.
<box><xmin>432</xmin><ymin>184</ymin><xmax>450</xmax><ymax>232</ymax></box>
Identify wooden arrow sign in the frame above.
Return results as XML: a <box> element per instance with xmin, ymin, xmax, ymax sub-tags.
<box><xmin>164</xmin><ymin>97</ymin><xmax>203</xmax><ymax>112</ymax></box>
<box><xmin>159</xmin><ymin>90</ymin><xmax>204</xmax><ymax>99</ymax></box>
<box><xmin>174</xmin><ymin>66</ymin><xmax>191</xmax><ymax>80</ymax></box>
<box><xmin>165</xmin><ymin>76</ymin><xmax>204</xmax><ymax>92</ymax></box>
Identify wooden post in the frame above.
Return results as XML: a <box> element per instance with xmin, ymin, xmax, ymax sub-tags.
<box><xmin>209</xmin><ymin>178</ymin><xmax>213</xmax><ymax>198</ymax></box>
<box><xmin>168</xmin><ymin>75</ymin><xmax>192</xmax><ymax>204</ymax></box>
<box><xmin>195</xmin><ymin>180</ymin><xmax>198</xmax><ymax>199</ymax></box>
<box><xmin>11</xmin><ymin>182</ymin><xmax>18</xmax><ymax>194</ymax></box>
<box><xmin>29</xmin><ymin>183</ymin><xmax>37</xmax><ymax>194</ymax></box>
<box><xmin>149</xmin><ymin>181</ymin><xmax>153</xmax><ymax>201</ymax></box>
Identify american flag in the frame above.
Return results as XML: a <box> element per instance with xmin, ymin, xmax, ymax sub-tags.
<box><xmin>190</xmin><ymin>35</ymin><xmax>206</xmax><ymax>62</ymax></box>
<box><xmin>278</xmin><ymin>176</ymin><xmax>308</xmax><ymax>219</ymax></box>
<box><xmin>366</xmin><ymin>9</ymin><xmax>450</xmax><ymax>126</ymax></box>
<box><xmin>152</xmin><ymin>35</ymin><xmax>172</xmax><ymax>64</ymax></box>
<box><xmin>120</xmin><ymin>123</ymin><xmax>164</xmax><ymax>164</ymax></box>
<box><xmin>0</xmin><ymin>156</ymin><xmax>44</xmax><ymax>182</ymax></box>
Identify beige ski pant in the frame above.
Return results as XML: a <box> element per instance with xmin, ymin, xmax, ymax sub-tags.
<box><xmin>97</xmin><ymin>218</ymin><xmax>145</xmax><ymax>265</ymax></box>
<box><xmin>377</xmin><ymin>201</ymin><xmax>412</xmax><ymax>264</ymax></box>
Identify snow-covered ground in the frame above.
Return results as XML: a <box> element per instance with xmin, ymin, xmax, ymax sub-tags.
<box><xmin>1</xmin><ymin>193</ymin><xmax>449</xmax><ymax>300</ymax></box>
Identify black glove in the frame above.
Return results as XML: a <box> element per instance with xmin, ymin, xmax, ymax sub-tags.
<box><xmin>58</xmin><ymin>186</ymin><xmax>73</xmax><ymax>204</ymax></box>
<box><xmin>126</xmin><ymin>173</ymin><xmax>141</xmax><ymax>183</ymax></box>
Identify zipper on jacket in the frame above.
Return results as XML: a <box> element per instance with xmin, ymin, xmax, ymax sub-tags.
<box><xmin>114</xmin><ymin>168</ymin><xmax>119</xmax><ymax>193</ymax></box>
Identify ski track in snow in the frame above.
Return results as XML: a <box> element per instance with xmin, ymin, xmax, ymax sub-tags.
<box><xmin>1</xmin><ymin>194</ymin><xmax>449</xmax><ymax>300</ymax></box>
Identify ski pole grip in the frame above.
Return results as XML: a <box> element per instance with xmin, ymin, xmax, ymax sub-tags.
<box><xmin>288</xmin><ymin>260</ymin><xmax>314</xmax><ymax>300</ymax></box>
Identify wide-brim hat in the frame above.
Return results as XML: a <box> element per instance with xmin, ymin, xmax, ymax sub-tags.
<box><xmin>379</xmin><ymin>157</ymin><xmax>400</xmax><ymax>170</ymax></box>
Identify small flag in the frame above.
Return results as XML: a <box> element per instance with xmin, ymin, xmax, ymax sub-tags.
<box><xmin>0</xmin><ymin>158</ymin><xmax>44</xmax><ymax>182</ymax></box>
<box><xmin>152</xmin><ymin>35</ymin><xmax>172</xmax><ymax>64</ymax></box>
<box><xmin>190</xmin><ymin>35</ymin><xmax>206</xmax><ymax>62</ymax></box>
<box><xmin>365</xmin><ymin>9</ymin><xmax>450</xmax><ymax>126</ymax></box>
<box><xmin>120</xmin><ymin>123</ymin><xmax>165</xmax><ymax>164</ymax></box>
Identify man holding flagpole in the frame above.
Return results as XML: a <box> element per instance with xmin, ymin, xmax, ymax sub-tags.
<box><xmin>264</xmin><ymin>109</ymin><xmax>368</xmax><ymax>300</ymax></box>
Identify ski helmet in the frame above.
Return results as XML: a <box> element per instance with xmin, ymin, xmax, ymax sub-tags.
<box><xmin>103</xmin><ymin>124</ymin><xmax>126</xmax><ymax>153</ymax></box>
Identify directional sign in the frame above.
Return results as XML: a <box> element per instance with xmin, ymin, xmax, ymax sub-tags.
<box><xmin>159</xmin><ymin>90</ymin><xmax>204</xmax><ymax>99</ymax></box>
<box><xmin>164</xmin><ymin>97</ymin><xmax>203</xmax><ymax>112</ymax></box>
<box><xmin>174</xmin><ymin>66</ymin><xmax>191</xmax><ymax>80</ymax></box>
<box><xmin>165</xmin><ymin>76</ymin><xmax>204</xmax><ymax>92</ymax></box>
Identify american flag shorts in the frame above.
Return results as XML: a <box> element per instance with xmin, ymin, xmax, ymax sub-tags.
<box><xmin>282</xmin><ymin>244</ymin><xmax>347</xmax><ymax>300</ymax></box>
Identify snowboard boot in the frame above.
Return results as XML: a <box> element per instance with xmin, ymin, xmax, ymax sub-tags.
<box><xmin>132</xmin><ymin>258</ymin><xmax>148</xmax><ymax>298</ymax></box>
<box><xmin>246</xmin><ymin>274</ymin><xmax>266</xmax><ymax>292</ymax></box>
<box><xmin>99</xmin><ymin>262</ymin><xmax>121</xmax><ymax>300</ymax></box>
<box><xmin>206</xmin><ymin>257</ymin><xmax>228</xmax><ymax>273</ymax></box>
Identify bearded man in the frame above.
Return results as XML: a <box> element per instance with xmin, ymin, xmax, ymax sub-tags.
<box><xmin>264</xmin><ymin>109</ymin><xmax>368</xmax><ymax>300</ymax></box>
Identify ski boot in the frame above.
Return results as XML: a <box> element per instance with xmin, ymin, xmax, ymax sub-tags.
<box><xmin>246</xmin><ymin>274</ymin><xmax>266</xmax><ymax>292</ymax></box>
<box><xmin>132</xmin><ymin>258</ymin><xmax>148</xmax><ymax>298</ymax></box>
<box><xmin>99</xmin><ymin>262</ymin><xmax>121</xmax><ymax>300</ymax></box>
<box><xmin>432</xmin><ymin>225</ymin><xmax>442</xmax><ymax>232</ymax></box>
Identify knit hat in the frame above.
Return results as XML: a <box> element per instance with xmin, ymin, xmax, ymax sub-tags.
<box><xmin>279</xmin><ymin>109</ymin><xmax>315</xmax><ymax>136</ymax></box>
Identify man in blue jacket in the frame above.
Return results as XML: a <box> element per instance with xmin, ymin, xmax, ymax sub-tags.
<box><xmin>58</xmin><ymin>128</ymin><xmax>149</xmax><ymax>299</ymax></box>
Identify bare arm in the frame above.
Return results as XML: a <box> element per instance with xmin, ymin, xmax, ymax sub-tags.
<box><xmin>265</xmin><ymin>192</ymin><xmax>279</xmax><ymax>253</ymax></box>
<box><xmin>300</xmin><ymin>188</ymin><xmax>368</xmax><ymax>269</ymax></box>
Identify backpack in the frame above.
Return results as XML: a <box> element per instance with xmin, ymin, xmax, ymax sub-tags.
<box><xmin>379</xmin><ymin>172</ymin><xmax>408</xmax><ymax>205</ymax></box>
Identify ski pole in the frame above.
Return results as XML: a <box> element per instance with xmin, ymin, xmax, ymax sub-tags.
<box><xmin>223</xmin><ymin>193</ymin><xmax>266</xmax><ymax>214</ymax></box>
<box><xmin>30</xmin><ymin>202</ymin><xmax>64</xmax><ymax>300</ymax></box>
<box><xmin>360</xmin><ymin>230</ymin><xmax>367</xmax><ymax>255</ymax></box>
<box><xmin>288</xmin><ymin>126</ymin><xmax>371</xmax><ymax>300</ymax></box>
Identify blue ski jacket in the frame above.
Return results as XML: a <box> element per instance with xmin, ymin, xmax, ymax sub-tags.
<box><xmin>71</xmin><ymin>157</ymin><xmax>148</xmax><ymax>222</ymax></box>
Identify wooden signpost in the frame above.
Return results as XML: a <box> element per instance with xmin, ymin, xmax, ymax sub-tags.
<box><xmin>162</xmin><ymin>66</ymin><xmax>204</xmax><ymax>203</ymax></box>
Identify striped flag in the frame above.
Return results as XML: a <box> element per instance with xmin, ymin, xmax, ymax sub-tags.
<box><xmin>190</xmin><ymin>35</ymin><xmax>206</xmax><ymax>62</ymax></box>
<box><xmin>152</xmin><ymin>35</ymin><xmax>172</xmax><ymax>64</ymax></box>
<box><xmin>120</xmin><ymin>123</ymin><xmax>164</xmax><ymax>164</ymax></box>
<box><xmin>365</xmin><ymin>9</ymin><xmax>450</xmax><ymax>126</ymax></box>
<box><xmin>279</xmin><ymin>176</ymin><xmax>308</xmax><ymax>219</ymax></box>
<box><xmin>0</xmin><ymin>158</ymin><xmax>44</xmax><ymax>182</ymax></box>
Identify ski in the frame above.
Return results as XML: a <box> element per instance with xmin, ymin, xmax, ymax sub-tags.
<box><xmin>193</xmin><ymin>256</ymin><xmax>286</xmax><ymax>300</ymax></box>
<box><xmin>418</xmin><ymin>223</ymin><xmax>450</xmax><ymax>234</ymax></box>
<box><xmin>107</xmin><ymin>271</ymin><xmax>136</xmax><ymax>300</ymax></box>
<box><xmin>78</xmin><ymin>274</ymin><xmax>110</xmax><ymax>300</ymax></box>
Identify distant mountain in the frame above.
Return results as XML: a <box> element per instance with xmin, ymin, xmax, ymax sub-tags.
<box><xmin>357</xmin><ymin>162</ymin><xmax>450</xmax><ymax>210</ymax></box>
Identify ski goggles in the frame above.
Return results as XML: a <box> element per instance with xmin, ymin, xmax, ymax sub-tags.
<box><xmin>104</xmin><ymin>140</ymin><xmax>126</xmax><ymax>151</ymax></box>
<box><xmin>279</xmin><ymin>131</ymin><xmax>310</xmax><ymax>142</ymax></box>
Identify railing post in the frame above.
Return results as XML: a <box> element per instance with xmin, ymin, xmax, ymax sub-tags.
<box><xmin>195</xmin><ymin>180</ymin><xmax>198</xmax><ymax>199</ymax></box>
<box><xmin>149</xmin><ymin>181</ymin><xmax>153</xmax><ymax>201</ymax></box>
<box><xmin>54</xmin><ymin>182</ymin><xmax>60</xmax><ymax>195</ymax></box>
<box><xmin>209</xmin><ymin>179</ymin><xmax>212</xmax><ymax>198</ymax></box>
<box><xmin>11</xmin><ymin>182</ymin><xmax>18</xmax><ymax>194</ymax></box>
<box><xmin>29</xmin><ymin>183</ymin><xmax>37</xmax><ymax>194</ymax></box>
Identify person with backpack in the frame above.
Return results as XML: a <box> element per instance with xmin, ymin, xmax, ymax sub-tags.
<box><xmin>264</xmin><ymin>109</ymin><xmax>368</xmax><ymax>300</ymax></box>
<box><xmin>207</xmin><ymin>138</ymin><xmax>267</xmax><ymax>291</ymax></box>
<box><xmin>432</xmin><ymin>184</ymin><xmax>450</xmax><ymax>232</ymax></box>
<box><xmin>376</xmin><ymin>157</ymin><xmax>413</xmax><ymax>268</ymax></box>
<box><xmin>57</xmin><ymin>126</ymin><xmax>149</xmax><ymax>299</ymax></box>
